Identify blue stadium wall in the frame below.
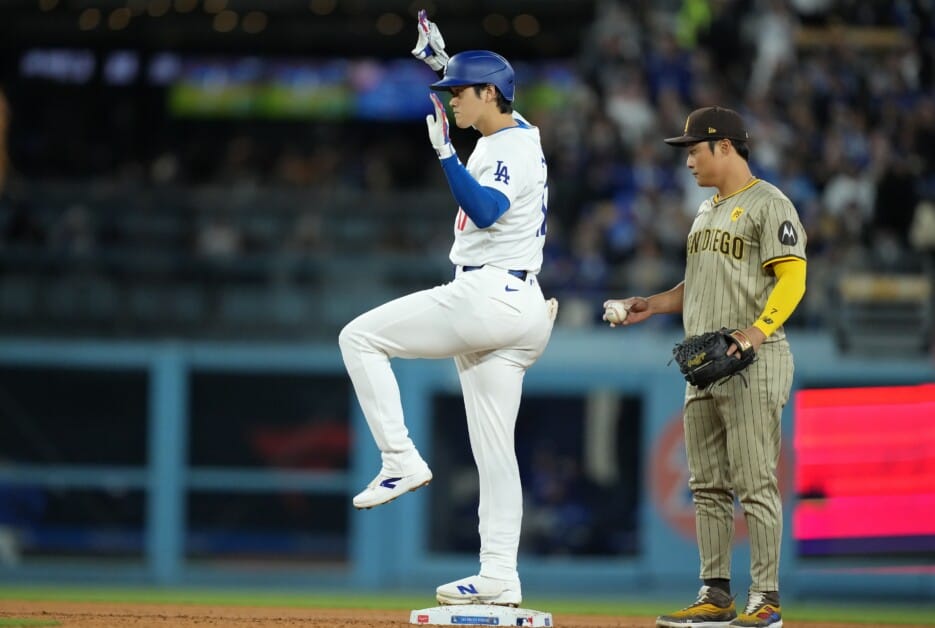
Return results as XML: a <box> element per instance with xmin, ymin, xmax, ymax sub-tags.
<box><xmin>0</xmin><ymin>329</ymin><xmax>932</xmax><ymax>602</ymax></box>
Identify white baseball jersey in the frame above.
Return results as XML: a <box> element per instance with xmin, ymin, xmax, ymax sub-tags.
<box><xmin>449</xmin><ymin>116</ymin><xmax>548</xmax><ymax>273</ymax></box>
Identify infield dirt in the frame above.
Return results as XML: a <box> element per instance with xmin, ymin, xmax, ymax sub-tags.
<box><xmin>1</xmin><ymin>601</ymin><xmax>931</xmax><ymax>627</ymax></box>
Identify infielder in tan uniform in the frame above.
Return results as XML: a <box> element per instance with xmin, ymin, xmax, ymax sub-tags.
<box><xmin>606</xmin><ymin>107</ymin><xmax>806</xmax><ymax>628</ymax></box>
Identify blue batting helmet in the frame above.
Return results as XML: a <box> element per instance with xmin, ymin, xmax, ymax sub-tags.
<box><xmin>430</xmin><ymin>50</ymin><xmax>515</xmax><ymax>102</ymax></box>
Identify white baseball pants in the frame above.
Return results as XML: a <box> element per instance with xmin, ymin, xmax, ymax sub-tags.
<box><xmin>339</xmin><ymin>265</ymin><xmax>554</xmax><ymax>581</ymax></box>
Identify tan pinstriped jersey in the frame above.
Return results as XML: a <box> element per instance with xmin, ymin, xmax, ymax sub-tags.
<box><xmin>683</xmin><ymin>178</ymin><xmax>807</xmax><ymax>341</ymax></box>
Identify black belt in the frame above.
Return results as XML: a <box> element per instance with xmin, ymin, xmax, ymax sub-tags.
<box><xmin>460</xmin><ymin>265</ymin><xmax>527</xmax><ymax>281</ymax></box>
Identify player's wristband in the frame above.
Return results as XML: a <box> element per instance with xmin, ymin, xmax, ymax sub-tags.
<box><xmin>436</xmin><ymin>143</ymin><xmax>456</xmax><ymax>160</ymax></box>
<box><xmin>730</xmin><ymin>329</ymin><xmax>753</xmax><ymax>352</ymax></box>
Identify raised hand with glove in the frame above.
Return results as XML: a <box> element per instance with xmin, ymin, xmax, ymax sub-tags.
<box><xmin>426</xmin><ymin>93</ymin><xmax>455</xmax><ymax>160</ymax></box>
<box><xmin>412</xmin><ymin>9</ymin><xmax>449</xmax><ymax>72</ymax></box>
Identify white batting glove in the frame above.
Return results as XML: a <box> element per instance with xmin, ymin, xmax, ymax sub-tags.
<box><xmin>426</xmin><ymin>93</ymin><xmax>455</xmax><ymax>160</ymax></box>
<box><xmin>412</xmin><ymin>9</ymin><xmax>449</xmax><ymax>72</ymax></box>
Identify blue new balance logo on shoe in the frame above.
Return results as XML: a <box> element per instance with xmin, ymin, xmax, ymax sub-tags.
<box><xmin>456</xmin><ymin>584</ymin><xmax>479</xmax><ymax>595</ymax></box>
<box><xmin>379</xmin><ymin>477</ymin><xmax>402</xmax><ymax>489</ymax></box>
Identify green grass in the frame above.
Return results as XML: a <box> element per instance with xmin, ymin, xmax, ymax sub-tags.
<box><xmin>0</xmin><ymin>586</ymin><xmax>933</xmax><ymax>625</ymax></box>
<box><xmin>0</xmin><ymin>620</ymin><xmax>60</xmax><ymax>627</ymax></box>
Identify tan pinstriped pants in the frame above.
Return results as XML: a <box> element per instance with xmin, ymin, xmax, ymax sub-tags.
<box><xmin>682</xmin><ymin>340</ymin><xmax>794</xmax><ymax>592</ymax></box>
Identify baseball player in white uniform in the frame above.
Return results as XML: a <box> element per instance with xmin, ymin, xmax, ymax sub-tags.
<box><xmin>338</xmin><ymin>11</ymin><xmax>557</xmax><ymax>608</ymax></box>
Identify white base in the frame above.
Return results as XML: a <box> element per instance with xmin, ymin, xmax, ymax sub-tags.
<box><xmin>410</xmin><ymin>604</ymin><xmax>553</xmax><ymax>626</ymax></box>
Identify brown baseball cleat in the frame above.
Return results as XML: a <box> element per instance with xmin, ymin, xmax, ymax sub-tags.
<box><xmin>656</xmin><ymin>585</ymin><xmax>737</xmax><ymax>627</ymax></box>
<box><xmin>730</xmin><ymin>590</ymin><xmax>781</xmax><ymax>627</ymax></box>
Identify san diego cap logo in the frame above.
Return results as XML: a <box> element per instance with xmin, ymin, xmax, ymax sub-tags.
<box><xmin>778</xmin><ymin>221</ymin><xmax>798</xmax><ymax>245</ymax></box>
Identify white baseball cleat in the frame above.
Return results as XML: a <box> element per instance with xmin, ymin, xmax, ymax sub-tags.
<box><xmin>353</xmin><ymin>466</ymin><xmax>433</xmax><ymax>509</ymax></box>
<box><xmin>436</xmin><ymin>574</ymin><xmax>522</xmax><ymax>607</ymax></box>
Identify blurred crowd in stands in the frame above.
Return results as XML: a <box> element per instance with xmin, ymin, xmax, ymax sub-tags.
<box><xmin>539</xmin><ymin>0</ymin><xmax>935</xmax><ymax>327</ymax></box>
<box><xmin>1</xmin><ymin>0</ymin><xmax>935</xmax><ymax>337</ymax></box>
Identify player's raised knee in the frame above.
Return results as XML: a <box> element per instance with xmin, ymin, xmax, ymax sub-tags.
<box><xmin>338</xmin><ymin>321</ymin><xmax>363</xmax><ymax>355</ymax></box>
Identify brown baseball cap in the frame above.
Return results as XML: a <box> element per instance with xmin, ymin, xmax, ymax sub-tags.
<box><xmin>664</xmin><ymin>106</ymin><xmax>749</xmax><ymax>146</ymax></box>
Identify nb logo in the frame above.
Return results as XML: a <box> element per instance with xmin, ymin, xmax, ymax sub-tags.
<box><xmin>494</xmin><ymin>160</ymin><xmax>510</xmax><ymax>184</ymax></box>
<box><xmin>505</xmin><ymin>286</ymin><xmax>519</xmax><ymax>292</ymax></box>
<box><xmin>456</xmin><ymin>584</ymin><xmax>479</xmax><ymax>595</ymax></box>
<box><xmin>379</xmin><ymin>477</ymin><xmax>402</xmax><ymax>489</ymax></box>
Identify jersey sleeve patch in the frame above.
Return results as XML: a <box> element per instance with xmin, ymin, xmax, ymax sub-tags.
<box><xmin>778</xmin><ymin>220</ymin><xmax>799</xmax><ymax>246</ymax></box>
<box><xmin>493</xmin><ymin>160</ymin><xmax>510</xmax><ymax>184</ymax></box>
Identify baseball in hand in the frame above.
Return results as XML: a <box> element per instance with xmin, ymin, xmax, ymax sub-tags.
<box><xmin>603</xmin><ymin>301</ymin><xmax>629</xmax><ymax>327</ymax></box>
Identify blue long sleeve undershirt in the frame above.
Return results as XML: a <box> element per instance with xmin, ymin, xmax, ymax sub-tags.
<box><xmin>439</xmin><ymin>154</ymin><xmax>509</xmax><ymax>229</ymax></box>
